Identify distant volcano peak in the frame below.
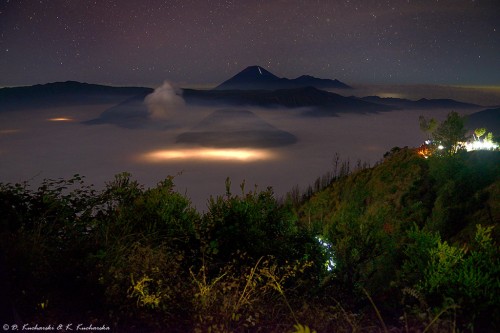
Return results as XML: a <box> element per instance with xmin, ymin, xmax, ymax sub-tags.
<box><xmin>213</xmin><ymin>66</ymin><xmax>282</xmax><ymax>90</ymax></box>
<box><xmin>240</xmin><ymin>66</ymin><xmax>276</xmax><ymax>77</ymax></box>
<box><xmin>215</xmin><ymin>66</ymin><xmax>351</xmax><ymax>90</ymax></box>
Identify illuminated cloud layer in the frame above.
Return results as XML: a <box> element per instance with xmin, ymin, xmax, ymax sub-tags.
<box><xmin>47</xmin><ymin>117</ymin><xmax>74</xmax><ymax>122</ymax></box>
<box><xmin>140</xmin><ymin>148</ymin><xmax>276</xmax><ymax>163</ymax></box>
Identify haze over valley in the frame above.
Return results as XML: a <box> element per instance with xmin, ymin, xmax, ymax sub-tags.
<box><xmin>2</xmin><ymin>1</ymin><xmax>498</xmax><ymax>209</ymax></box>
<box><xmin>1</xmin><ymin>68</ymin><xmax>498</xmax><ymax>209</ymax></box>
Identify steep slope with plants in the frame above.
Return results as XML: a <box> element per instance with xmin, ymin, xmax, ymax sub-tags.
<box><xmin>296</xmin><ymin>148</ymin><xmax>500</xmax><ymax>331</ymax></box>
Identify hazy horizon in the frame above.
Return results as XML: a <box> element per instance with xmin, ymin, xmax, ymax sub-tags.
<box><xmin>3</xmin><ymin>79</ymin><xmax>500</xmax><ymax>108</ymax></box>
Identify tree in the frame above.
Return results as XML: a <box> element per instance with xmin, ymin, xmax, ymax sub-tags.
<box><xmin>432</xmin><ymin>111</ymin><xmax>467</xmax><ymax>155</ymax></box>
<box><xmin>474</xmin><ymin>127</ymin><xmax>487</xmax><ymax>140</ymax></box>
<box><xmin>418</xmin><ymin>115</ymin><xmax>438</xmax><ymax>140</ymax></box>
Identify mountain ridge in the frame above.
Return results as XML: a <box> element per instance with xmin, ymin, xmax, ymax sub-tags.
<box><xmin>183</xmin><ymin>86</ymin><xmax>394</xmax><ymax>115</ymax></box>
<box><xmin>0</xmin><ymin>81</ymin><xmax>152</xmax><ymax>111</ymax></box>
<box><xmin>466</xmin><ymin>107</ymin><xmax>500</xmax><ymax>134</ymax></box>
<box><xmin>214</xmin><ymin>65</ymin><xmax>351</xmax><ymax>90</ymax></box>
<box><xmin>359</xmin><ymin>95</ymin><xmax>482</xmax><ymax>109</ymax></box>
<box><xmin>1</xmin><ymin>80</ymin><xmax>490</xmax><ymax>119</ymax></box>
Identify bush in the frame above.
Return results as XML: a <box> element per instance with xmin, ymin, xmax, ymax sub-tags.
<box><xmin>89</xmin><ymin>173</ymin><xmax>200</xmax><ymax>328</ymax></box>
<box><xmin>200</xmin><ymin>179</ymin><xmax>319</xmax><ymax>267</ymax></box>
<box><xmin>400</xmin><ymin>225</ymin><xmax>500</xmax><ymax>331</ymax></box>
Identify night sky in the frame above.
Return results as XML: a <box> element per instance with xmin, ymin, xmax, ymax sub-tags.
<box><xmin>1</xmin><ymin>0</ymin><xmax>499</xmax><ymax>88</ymax></box>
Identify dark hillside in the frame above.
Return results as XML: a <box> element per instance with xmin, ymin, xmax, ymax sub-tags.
<box><xmin>296</xmin><ymin>148</ymin><xmax>500</xmax><ymax>330</ymax></box>
<box><xmin>0</xmin><ymin>81</ymin><xmax>152</xmax><ymax>111</ymax></box>
<box><xmin>298</xmin><ymin>148</ymin><xmax>500</xmax><ymax>238</ymax></box>
<box><xmin>465</xmin><ymin>107</ymin><xmax>500</xmax><ymax>133</ymax></box>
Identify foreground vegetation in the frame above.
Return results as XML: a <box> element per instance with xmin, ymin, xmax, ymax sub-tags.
<box><xmin>1</xmin><ymin>148</ymin><xmax>499</xmax><ymax>332</ymax></box>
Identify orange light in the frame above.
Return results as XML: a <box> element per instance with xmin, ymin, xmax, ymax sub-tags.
<box><xmin>140</xmin><ymin>148</ymin><xmax>275</xmax><ymax>162</ymax></box>
<box><xmin>417</xmin><ymin>144</ymin><xmax>432</xmax><ymax>158</ymax></box>
<box><xmin>0</xmin><ymin>129</ymin><xmax>19</xmax><ymax>135</ymax></box>
<box><xmin>48</xmin><ymin>117</ymin><xmax>73</xmax><ymax>122</ymax></box>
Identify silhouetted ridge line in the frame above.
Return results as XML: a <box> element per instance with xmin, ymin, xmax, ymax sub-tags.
<box><xmin>359</xmin><ymin>95</ymin><xmax>482</xmax><ymax>109</ymax></box>
<box><xmin>466</xmin><ymin>107</ymin><xmax>500</xmax><ymax>134</ymax></box>
<box><xmin>184</xmin><ymin>86</ymin><xmax>393</xmax><ymax>114</ymax></box>
<box><xmin>0</xmin><ymin>81</ymin><xmax>152</xmax><ymax>111</ymax></box>
<box><xmin>214</xmin><ymin>65</ymin><xmax>351</xmax><ymax>90</ymax></box>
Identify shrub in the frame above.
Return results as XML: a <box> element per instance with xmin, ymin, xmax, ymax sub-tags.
<box><xmin>401</xmin><ymin>225</ymin><xmax>500</xmax><ymax>331</ymax></box>
<box><xmin>200</xmin><ymin>179</ymin><xmax>318</xmax><ymax>267</ymax></box>
<box><xmin>0</xmin><ymin>175</ymin><xmax>102</xmax><ymax>321</ymax></box>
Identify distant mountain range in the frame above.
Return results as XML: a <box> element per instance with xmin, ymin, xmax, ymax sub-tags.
<box><xmin>0</xmin><ymin>70</ymin><xmax>492</xmax><ymax>124</ymax></box>
<box><xmin>184</xmin><ymin>86</ymin><xmax>393</xmax><ymax>115</ymax></box>
<box><xmin>214</xmin><ymin>66</ymin><xmax>352</xmax><ymax>90</ymax></box>
<box><xmin>0</xmin><ymin>81</ymin><xmax>152</xmax><ymax>111</ymax></box>
<box><xmin>359</xmin><ymin>96</ymin><xmax>481</xmax><ymax>109</ymax></box>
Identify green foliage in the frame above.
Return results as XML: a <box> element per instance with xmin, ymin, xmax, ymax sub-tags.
<box><xmin>486</xmin><ymin>131</ymin><xmax>495</xmax><ymax>143</ymax></box>
<box><xmin>105</xmin><ymin>242</ymin><xmax>188</xmax><ymax>319</ymax></box>
<box><xmin>400</xmin><ymin>225</ymin><xmax>440</xmax><ymax>287</ymax></box>
<box><xmin>128</xmin><ymin>275</ymin><xmax>162</xmax><ymax>309</ymax></box>
<box><xmin>103</xmin><ymin>172</ymin><xmax>143</xmax><ymax>206</ymax></box>
<box><xmin>291</xmin><ymin>323</ymin><xmax>317</xmax><ymax>333</ymax></box>
<box><xmin>417</xmin><ymin>225</ymin><xmax>500</xmax><ymax>329</ymax></box>
<box><xmin>99</xmin><ymin>173</ymin><xmax>198</xmax><ymax>247</ymax></box>
<box><xmin>186</xmin><ymin>254</ymin><xmax>314</xmax><ymax>332</ymax></box>
<box><xmin>201</xmin><ymin>181</ymin><xmax>318</xmax><ymax>266</ymax></box>
<box><xmin>298</xmin><ymin>149</ymin><xmax>499</xmax><ymax>331</ymax></box>
<box><xmin>89</xmin><ymin>174</ymin><xmax>201</xmax><ymax>328</ymax></box>
<box><xmin>474</xmin><ymin>127</ymin><xmax>487</xmax><ymax>139</ymax></box>
<box><xmin>424</xmin><ymin>240</ymin><xmax>466</xmax><ymax>292</ymax></box>
<box><xmin>432</xmin><ymin>111</ymin><xmax>467</xmax><ymax>155</ymax></box>
<box><xmin>298</xmin><ymin>148</ymin><xmax>432</xmax><ymax>298</ymax></box>
<box><xmin>419</xmin><ymin>115</ymin><xmax>438</xmax><ymax>139</ymax></box>
<box><xmin>427</xmin><ymin>150</ymin><xmax>500</xmax><ymax>238</ymax></box>
<box><xmin>399</xmin><ymin>224</ymin><xmax>500</xmax><ymax>331</ymax></box>
<box><xmin>0</xmin><ymin>175</ymin><xmax>102</xmax><ymax>319</ymax></box>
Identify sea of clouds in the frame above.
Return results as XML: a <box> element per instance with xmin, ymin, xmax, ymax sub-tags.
<box><xmin>0</xmin><ymin>84</ymin><xmax>496</xmax><ymax>210</ymax></box>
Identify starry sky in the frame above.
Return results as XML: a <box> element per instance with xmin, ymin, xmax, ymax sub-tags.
<box><xmin>1</xmin><ymin>0</ymin><xmax>498</xmax><ymax>88</ymax></box>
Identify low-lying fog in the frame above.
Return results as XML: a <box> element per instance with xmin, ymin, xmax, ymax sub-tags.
<box><xmin>1</xmin><ymin>85</ymin><xmax>497</xmax><ymax>211</ymax></box>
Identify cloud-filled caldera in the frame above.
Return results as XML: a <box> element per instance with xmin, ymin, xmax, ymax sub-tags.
<box><xmin>176</xmin><ymin>109</ymin><xmax>297</xmax><ymax>148</ymax></box>
<box><xmin>1</xmin><ymin>78</ymin><xmax>499</xmax><ymax>210</ymax></box>
<box><xmin>1</xmin><ymin>0</ymin><xmax>500</xmax><ymax>209</ymax></box>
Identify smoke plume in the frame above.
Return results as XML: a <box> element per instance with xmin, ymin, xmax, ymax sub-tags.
<box><xmin>144</xmin><ymin>81</ymin><xmax>185</xmax><ymax>120</ymax></box>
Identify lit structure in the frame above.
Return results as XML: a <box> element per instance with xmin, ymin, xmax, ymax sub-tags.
<box><xmin>416</xmin><ymin>143</ymin><xmax>433</xmax><ymax>158</ymax></box>
<box><xmin>465</xmin><ymin>139</ymin><xmax>499</xmax><ymax>151</ymax></box>
<box><xmin>417</xmin><ymin>134</ymin><xmax>498</xmax><ymax>158</ymax></box>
